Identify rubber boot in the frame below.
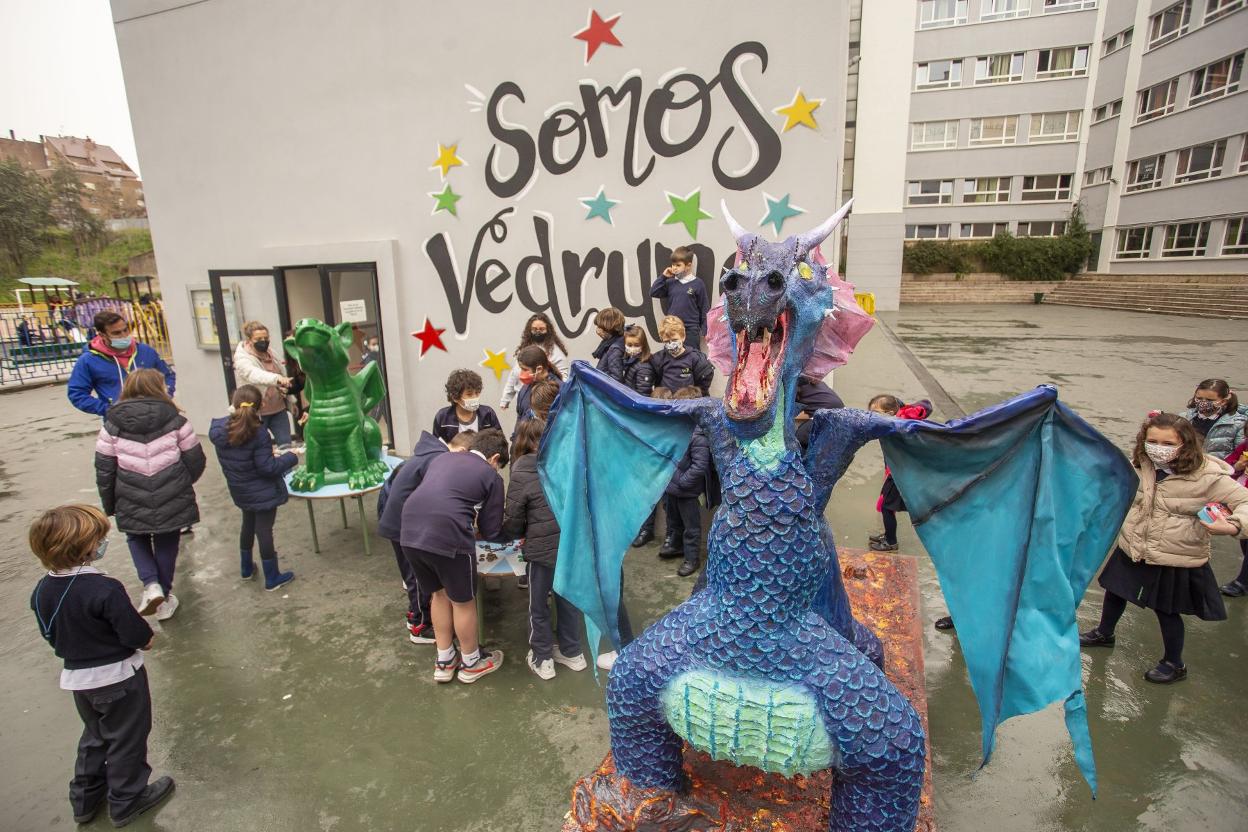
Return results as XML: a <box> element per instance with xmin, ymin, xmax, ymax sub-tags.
<box><xmin>262</xmin><ymin>557</ymin><xmax>295</xmax><ymax>591</ymax></box>
<box><xmin>240</xmin><ymin>549</ymin><xmax>255</xmax><ymax>581</ymax></box>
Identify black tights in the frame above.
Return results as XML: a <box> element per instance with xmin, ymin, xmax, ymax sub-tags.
<box><xmin>1097</xmin><ymin>591</ymin><xmax>1185</xmax><ymax>666</ymax></box>
<box><xmin>1236</xmin><ymin>539</ymin><xmax>1248</xmax><ymax>586</ymax></box>
<box><xmin>240</xmin><ymin>508</ymin><xmax>277</xmax><ymax>560</ymax></box>
<box><xmin>882</xmin><ymin>510</ymin><xmax>898</xmax><ymax>545</ymax></box>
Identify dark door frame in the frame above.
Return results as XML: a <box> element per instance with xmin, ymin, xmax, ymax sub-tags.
<box><xmin>208</xmin><ymin>268</ymin><xmax>286</xmax><ymax>397</ymax></box>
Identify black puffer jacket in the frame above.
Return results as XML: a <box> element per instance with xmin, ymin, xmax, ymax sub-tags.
<box><xmin>208</xmin><ymin>416</ymin><xmax>298</xmax><ymax>512</ymax></box>
<box><xmin>95</xmin><ymin>397</ymin><xmax>205</xmax><ymax>533</ymax></box>
<box><xmin>622</xmin><ymin>355</ymin><xmax>655</xmax><ymax>396</ymax></box>
<box><xmin>502</xmin><ymin>453</ymin><xmax>560</xmax><ymax>567</ymax></box>
<box><xmin>665</xmin><ymin>427</ymin><xmax>712</xmax><ymax>499</ymax></box>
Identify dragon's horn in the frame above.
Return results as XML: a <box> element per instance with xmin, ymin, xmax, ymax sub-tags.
<box><xmin>720</xmin><ymin>200</ymin><xmax>749</xmax><ymax>248</ymax></box>
<box><xmin>797</xmin><ymin>198</ymin><xmax>854</xmax><ymax>256</ymax></box>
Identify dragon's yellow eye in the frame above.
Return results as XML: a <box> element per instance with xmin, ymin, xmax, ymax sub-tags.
<box><xmin>798</xmin><ymin>262</ymin><xmax>813</xmax><ymax>280</ymax></box>
<box><xmin>737</xmin><ymin>260</ymin><xmax>747</xmax><ymax>270</ymax></box>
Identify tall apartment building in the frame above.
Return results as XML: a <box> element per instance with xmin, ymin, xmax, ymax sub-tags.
<box><xmin>848</xmin><ymin>0</ymin><xmax>1247</xmax><ymax>309</ymax></box>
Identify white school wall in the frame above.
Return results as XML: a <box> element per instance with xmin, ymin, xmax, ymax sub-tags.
<box><xmin>111</xmin><ymin>0</ymin><xmax>849</xmax><ymax>452</ymax></box>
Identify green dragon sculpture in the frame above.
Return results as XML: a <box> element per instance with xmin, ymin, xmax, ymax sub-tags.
<box><xmin>283</xmin><ymin>318</ymin><xmax>388</xmax><ymax>492</ymax></box>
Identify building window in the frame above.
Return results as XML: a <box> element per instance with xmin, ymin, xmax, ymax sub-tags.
<box><xmin>981</xmin><ymin>0</ymin><xmax>1028</xmax><ymax>21</ymax></box>
<box><xmin>915</xmin><ymin>60</ymin><xmax>963</xmax><ymax>90</ymax></box>
<box><xmin>969</xmin><ymin>116</ymin><xmax>1019</xmax><ymax>146</ymax></box>
<box><xmin>1115</xmin><ymin>227</ymin><xmax>1153</xmax><ymax>258</ymax></box>
<box><xmin>83</xmin><ymin>182</ymin><xmax>96</xmax><ymax>191</ymax></box>
<box><xmin>1148</xmin><ymin>1</ymin><xmax>1192</xmax><ymax>49</ymax></box>
<box><xmin>1092</xmin><ymin>99</ymin><xmax>1123</xmax><ymax>122</ymax></box>
<box><xmin>1223</xmin><ymin>217</ymin><xmax>1248</xmax><ymax>255</ymax></box>
<box><xmin>910</xmin><ymin>120</ymin><xmax>959</xmax><ymax>150</ymax></box>
<box><xmin>962</xmin><ymin>177</ymin><xmax>1012</xmax><ymax>202</ymax></box>
<box><xmin>1162</xmin><ymin>222</ymin><xmax>1210</xmax><ymax>256</ymax></box>
<box><xmin>1083</xmin><ymin>166</ymin><xmax>1111</xmax><ymax>185</ymax></box>
<box><xmin>1189</xmin><ymin>53</ymin><xmax>1244</xmax><ymax>106</ymax></box>
<box><xmin>1125</xmin><ymin>155</ymin><xmax>1166</xmax><ymax>191</ymax></box>
<box><xmin>1174</xmin><ymin>140</ymin><xmax>1227</xmax><ymax>183</ymax></box>
<box><xmin>1029</xmin><ymin>111</ymin><xmax>1080</xmax><ymax>142</ymax></box>
<box><xmin>905</xmin><ymin>223</ymin><xmax>952</xmax><ymax>239</ymax></box>
<box><xmin>1021</xmin><ymin>174</ymin><xmax>1073</xmax><ymax>200</ymax></box>
<box><xmin>1037</xmin><ymin>46</ymin><xmax>1090</xmax><ymax>78</ymax></box>
<box><xmin>1042</xmin><ymin>0</ymin><xmax>1096</xmax><ymax>12</ymax></box>
<box><xmin>907</xmin><ymin>179</ymin><xmax>955</xmax><ymax>205</ymax></box>
<box><xmin>1104</xmin><ymin>27</ymin><xmax>1133</xmax><ymax>55</ymax></box>
<box><xmin>919</xmin><ymin>0</ymin><xmax>969</xmax><ymax>28</ymax></box>
<box><xmin>1205</xmin><ymin>0</ymin><xmax>1244</xmax><ymax>22</ymax></box>
<box><xmin>960</xmin><ymin>222</ymin><xmax>1010</xmax><ymax>239</ymax></box>
<box><xmin>1240</xmin><ymin>136</ymin><xmax>1248</xmax><ymax>173</ymax></box>
<box><xmin>974</xmin><ymin>53</ymin><xmax>1025</xmax><ymax>84</ymax></box>
<box><xmin>1018</xmin><ymin>221</ymin><xmax>1067</xmax><ymax>236</ymax></box>
<box><xmin>1136</xmin><ymin>79</ymin><xmax>1178</xmax><ymax>122</ymax></box>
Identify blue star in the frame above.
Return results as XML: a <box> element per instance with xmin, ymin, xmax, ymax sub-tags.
<box><xmin>759</xmin><ymin>193</ymin><xmax>805</xmax><ymax>235</ymax></box>
<box><xmin>580</xmin><ymin>187</ymin><xmax>620</xmax><ymax>225</ymax></box>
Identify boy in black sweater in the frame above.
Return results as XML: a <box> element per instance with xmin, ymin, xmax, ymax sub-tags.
<box><xmin>650</xmin><ymin>246</ymin><xmax>709</xmax><ymax>348</ymax></box>
<box><xmin>29</xmin><ymin>504</ymin><xmax>175</xmax><ymax>827</ymax></box>
<box><xmin>650</xmin><ymin>316</ymin><xmax>715</xmax><ymax>395</ymax></box>
<box><xmin>660</xmin><ymin>388</ymin><xmax>714</xmax><ymax>577</ymax></box>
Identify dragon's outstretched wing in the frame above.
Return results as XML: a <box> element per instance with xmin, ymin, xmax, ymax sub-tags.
<box><xmin>538</xmin><ymin>361</ymin><xmax>703</xmax><ymax>664</ymax></box>
<box><xmin>881</xmin><ymin>385</ymin><xmax>1135</xmax><ymax>794</ymax></box>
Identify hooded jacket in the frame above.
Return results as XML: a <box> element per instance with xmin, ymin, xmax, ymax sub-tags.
<box><xmin>650</xmin><ymin>346</ymin><xmax>714</xmax><ymax>396</ymax></box>
<box><xmin>67</xmin><ymin>341</ymin><xmax>175</xmax><ymax>418</ymax></box>
<box><xmin>208</xmin><ymin>416</ymin><xmax>299</xmax><ymax>512</ymax></box>
<box><xmin>1182</xmin><ymin>404</ymin><xmax>1248</xmax><ymax>457</ymax></box>
<box><xmin>666</xmin><ymin>428</ymin><xmax>712</xmax><ymax>499</ymax></box>
<box><xmin>502</xmin><ymin>453</ymin><xmax>560</xmax><ymax>567</ymax></box>
<box><xmin>1116</xmin><ymin>455</ymin><xmax>1248</xmax><ymax>568</ymax></box>
<box><xmin>593</xmin><ymin>335</ymin><xmax>627</xmax><ymax>382</ymax></box>
<box><xmin>95</xmin><ymin>398</ymin><xmax>205</xmax><ymax>533</ymax></box>
<box><xmin>377</xmin><ymin>432</ymin><xmax>449</xmax><ymax>542</ymax></box>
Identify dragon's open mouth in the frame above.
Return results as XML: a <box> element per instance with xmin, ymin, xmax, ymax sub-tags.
<box><xmin>726</xmin><ymin>309</ymin><xmax>789</xmax><ymax>421</ymax></box>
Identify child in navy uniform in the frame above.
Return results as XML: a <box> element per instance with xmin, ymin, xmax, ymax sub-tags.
<box><xmin>650</xmin><ymin>246</ymin><xmax>709</xmax><ymax>348</ymax></box>
<box><xmin>649</xmin><ymin>316</ymin><xmax>714</xmax><ymax>396</ymax></box>
<box><xmin>29</xmin><ymin>504</ymin><xmax>175</xmax><ymax>827</ymax></box>
<box><xmin>209</xmin><ymin>385</ymin><xmax>299</xmax><ymax>591</ymax></box>
<box><xmin>621</xmin><ymin>324</ymin><xmax>655</xmax><ymax>396</ymax></box>
<box><xmin>432</xmin><ymin>369</ymin><xmax>502</xmax><ymax>442</ymax></box>
<box><xmin>793</xmin><ymin>376</ymin><xmax>845</xmax><ymax>449</ymax></box>
<box><xmin>513</xmin><ymin>346</ymin><xmax>563</xmax><ymax>438</ymax></box>
<box><xmin>377</xmin><ymin>430</ymin><xmax>474</xmax><ymax>643</ymax></box>
<box><xmin>660</xmin><ymin>387</ymin><xmax>714</xmax><ymax>577</ymax></box>
<box><xmin>591</xmin><ymin>307</ymin><xmax>628</xmax><ymax>382</ymax></box>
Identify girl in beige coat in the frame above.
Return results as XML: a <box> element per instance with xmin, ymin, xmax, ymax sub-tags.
<box><xmin>1080</xmin><ymin>413</ymin><xmax>1248</xmax><ymax>683</ymax></box>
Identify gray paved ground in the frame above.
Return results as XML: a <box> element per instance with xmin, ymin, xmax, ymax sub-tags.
<box><xmin>0</xmin><ymin>303</ymin><xmax>1244</xmax><ymax>832</ymax></box>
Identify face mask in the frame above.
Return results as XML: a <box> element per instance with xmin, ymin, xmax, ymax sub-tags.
<box><xmin>253</xmin><ymin>338</ymin><xmax>270</xmax><ymax>352</ymax></box>
<box><xmin>368</xmin><ymin>343</ymin><xmax>379</xmax><ymax>353</ymax></box>
<box><xmin>461</xmin><ymin>396</ymin><xmax>481</xmax><ymax>412</ymax></box>
<box><xmin>665</xmin><ymin>340</ymin><xmax>683</xmax><ymax>353</ymax></box>
<box><xmin>530</xmin><ymin>330</ymin><xmax>548</xmax><ymax>342</ymax></box>
<box><xmin>1194</xmin><ymin>399</ymin><xmax>1222</xmax><ymax>417</ymax></box>
<box><xmin>518</xmin><ymin>370</ymin><xmax>535</xmax><ymax>385</ymax></box>
<box><xmin>625</xmin><ymin>345</ymin><xmax>642</xmax><ymax>356</ymax></box>
<box><xmin>94</xmin><ymin>538</ymin><xmax>109</xmax><ymax>561</ymax></box>
<box><xmin>1145</xmin><ymin>442</ymin><xmax>1181</xmax><ymax>466</ymax></box>
<box><xmin>110</xmin><ymin>336</ymin><xmax>133</xmax><ymax>350</ymax></box>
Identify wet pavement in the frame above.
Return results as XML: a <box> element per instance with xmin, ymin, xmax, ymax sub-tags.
<box><xmin>1</xmin><ymin>303</ymin><xmax>1245</xmax><ymax>832</ymax></box>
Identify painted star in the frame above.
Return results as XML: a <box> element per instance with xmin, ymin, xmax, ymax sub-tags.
<box><xmin>662</xmin><ymin>189</ymin><xmax>713</xmax><ymax>239</ymax></box>
<box><xmin>431</xmin><ymin>143</ymin><xmax>464</xmax><ymax>179</ymax></box>
<box><xmin>480</xmin><ymin>348</ymin><xmax>511</xmax><ymax>381</ymax></box>
<box><xmin>580</xmin><ymin>187</ymin><xmax>620</xmax><ymax>224</ymax></box>
<box><xmin>429</xmin><ymin>184</ymin><xmax>461</xmax><ymax>216</ymax></box>
<box><xmin>774</xmin><ymin>90</ymin><xmax>823</xmax><ymax>132</ymax></box>
<box><xmin>412</xmin><ymin>318</ymin><xmax>447</xmax><ymax>357</ymax></box>
<box><xmin>573</xmin><ymin>10</ymin><xmax>622</xmax><ymax>63</ymax></box>
<box><xmin>759</xmin><ymin>193</ymin><xmax>805</xmax><ymax>235</ymax></box>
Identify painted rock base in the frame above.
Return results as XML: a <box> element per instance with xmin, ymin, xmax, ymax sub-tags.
<box><xmin>561</xmin><ymin>549</ymin><xmax>935</xmax><ymax>832</ymax></box>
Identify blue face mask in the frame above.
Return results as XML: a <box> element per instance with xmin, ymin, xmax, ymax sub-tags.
<box><xmin>94</xmin><ymin>538</ymin><xmax>108</xmax><ymax>561</ymax></box>
<box><xmin>110</xmin><ymin>336</ymin><xmax>133</xmax><ymax>350</ymax></box>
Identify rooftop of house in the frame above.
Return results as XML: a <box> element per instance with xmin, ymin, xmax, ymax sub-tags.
<box><xmin>43</xmin><ymin>135</ymin><xmax>138</xmax><ymax>179</ymax></box>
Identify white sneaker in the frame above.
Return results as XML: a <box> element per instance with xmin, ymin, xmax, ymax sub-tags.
<box><xmin>526</xmin><ymin>650</ymin><xmax>556</xmax><ymax>681</ymax></box>
<box><xmin>154</xmin><ymin>593</ymin><xmax>179</xmax><ymax>621</ymax></box>
<box><xmin>138</xmin><ymin>583</ymin><xmax>164</xmax><ymax>616</ymax></box>
<box><xmin>553</xmin><ymin>647</ymin><xmax>588</xmax><ymax>672</ymax></box>
<box><xmin>596</xmin><ymin>650</ymin><xmax>618</xmax><ymax>671</ymax></box>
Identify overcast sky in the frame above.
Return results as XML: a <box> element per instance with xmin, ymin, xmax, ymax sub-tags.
<box><xmin>1</xmin><ymin>0</ymin><xmax>141</xmax><ymax>176</ymax></box>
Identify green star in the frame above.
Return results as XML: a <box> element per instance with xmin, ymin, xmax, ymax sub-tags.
<box><xmin>430</xmin><ymin>184</ymin><xmax>461</xmax><ymax>216</ymax></box>
<box><xmin>580</xmin><ymin>188</ymin><xmax>620</xmax><ymax>224</ymax></box>
<box><xmin>662</xmin><ymin>189</ymin><xmax>713</xmax><ymax>239</ymax></box>
<box><xmin>759</xmin><ymin>193</ymin><xmax>805</xmax><ymax>235</ymax></box>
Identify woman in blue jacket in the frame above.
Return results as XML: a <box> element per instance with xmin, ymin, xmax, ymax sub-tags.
<box><xmin>208</xmin><ymin>385</ymin><xmax>299</xmax><ymax>590</ymax></box>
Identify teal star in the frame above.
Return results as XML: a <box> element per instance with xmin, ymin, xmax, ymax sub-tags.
<box><xmin>662</xmin><ymin>189</ymin><xmax>713</xmax><ymax>239</ymax></box>
<box><xmin>430</xmin><ymin>184</ymin><xmax>461</xmax><ymax>216</ymax></box>
<box><xmin>580</xmin><ymin>188</ymin><xmax>619</xmax><ymax>224</ymax></box>
<box><xmin>759</xmin><ymin>193</ymin><xmax>805</xmax><ymax>235</ymax></box>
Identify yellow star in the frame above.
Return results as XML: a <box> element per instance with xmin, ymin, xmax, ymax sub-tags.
<box><xmin>480</xmin><ymin>348</ymin><xmax>511</xmax><ymax>381</ymax></box>
<box><xmin>431</xmin><ymin>143</ymin><xmax>464</xmax><ymax>179</ymax></box>
<box><xmin>774</xmin><ymin>90</ymin><xmax>823</xmax><ymax>132</ymax></box>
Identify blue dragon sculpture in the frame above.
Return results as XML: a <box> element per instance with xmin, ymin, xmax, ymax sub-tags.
<box><xmin>539</xmin><ymin>202</ymin><xmax>1135</xmax><ymax>831</ymax></box>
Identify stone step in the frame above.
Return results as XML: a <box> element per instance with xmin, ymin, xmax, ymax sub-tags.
<box><xmin>1043</xmin><ymin>298</ymin><xmax>1248</xmax><ymax>319</ymax></box>
<box><xmin>1046</xmin><ymin>290</ymin><xmax>1245</xmax><ymax>306</ymax></box>
<box><xmin>1055</xmin><ymin>285</ymin><xmax>1247</xmax><ymax>298</ymax></box>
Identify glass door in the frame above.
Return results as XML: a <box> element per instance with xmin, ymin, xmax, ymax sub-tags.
<box><xmin>208</xmin><ymin>269</ymin><xmax>287</xmax><ymax>397</ymax></box>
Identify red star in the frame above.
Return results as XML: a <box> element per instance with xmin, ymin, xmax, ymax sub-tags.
<box><xmin>411</xmin><ymin>318</ymin><xmax>447</xmax><ymax>357</ymax></box>
<box><xmin>573</xmin><ymin>10</ymin><xmax>622</xmax><ymax>62</ymax></box>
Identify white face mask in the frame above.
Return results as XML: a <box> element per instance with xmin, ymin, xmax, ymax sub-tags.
<box><xmin>461</xmin><ymin>397</ymin><xmax>481</xmax><ymax>412</ymax></box>
<box><xmin>624</xmin><ymin>345</ymin><xmax>642</xmax><ymax>356</ymax></box>
<box><xmin>664</xmin><ymin>340</ymin><xmax>683</xmax><ymax>353</ymax></box>
<box><xmin>1145</xmin><ymin>442</ymin><xmax>1180</xmax><ymax>466</ymax></box>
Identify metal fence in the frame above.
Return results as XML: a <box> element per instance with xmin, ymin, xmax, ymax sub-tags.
<box><xmin>0</xmin><ymin>299</ymin><xmax>173</xmax><ymax>389</ymax></box>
